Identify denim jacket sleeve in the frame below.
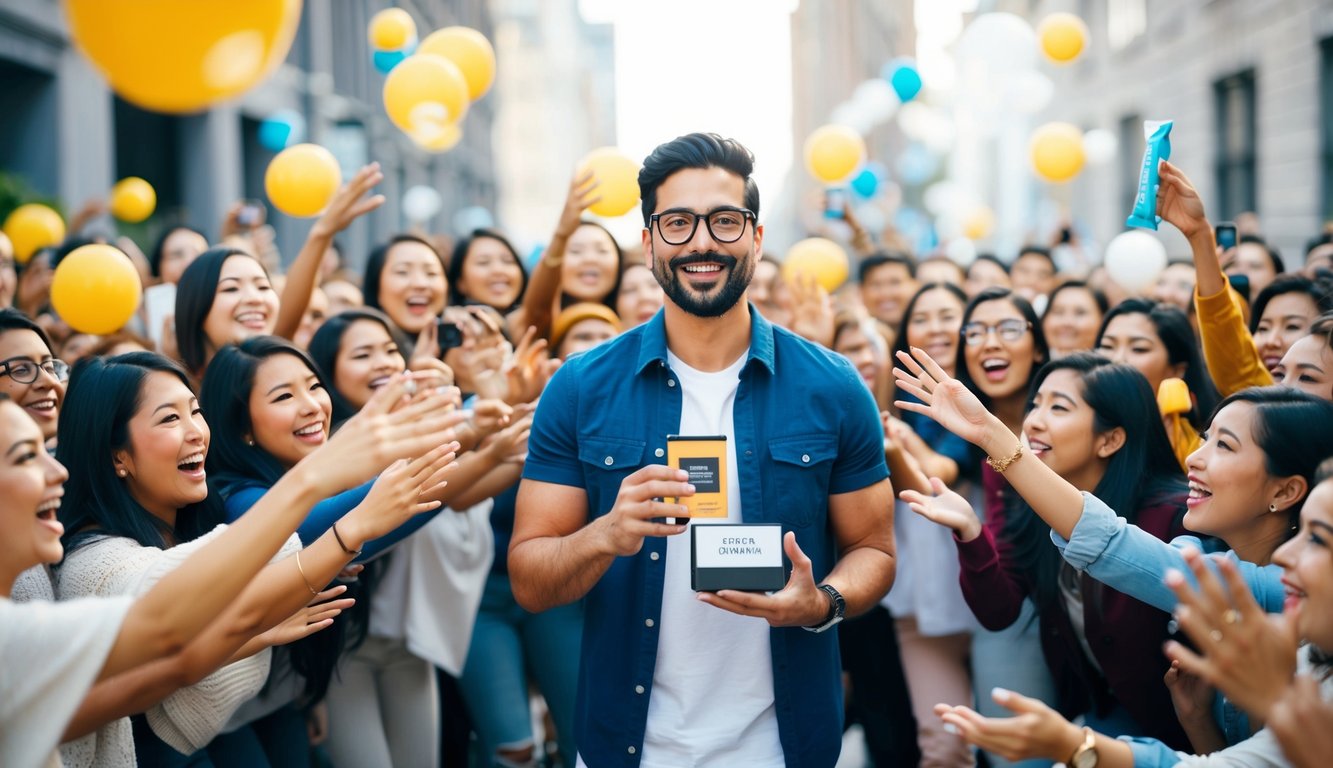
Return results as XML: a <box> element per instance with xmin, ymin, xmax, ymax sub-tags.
<box><xmin>1050</xmin><ymin>492</ymin><xmax>1286</xmax><ymax>614</ymax></box>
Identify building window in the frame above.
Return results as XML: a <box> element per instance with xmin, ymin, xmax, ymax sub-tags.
<box><xmin>1214</xmin><ymin>70</ymin><xmax>1257</xmax><ymax>219</ymax></box>
<box><xmin>1321</xmin><ymin>37</ymin><xmax>1333</xmax><ymax>222</ymax></box>
<box><xmin>1108</xmin><ymin>0</ymin><xmax>1146</xmax><ymax>51</ymax></box>
<box><xmin>1118</xmin><ymin>113</ymin><xmax>1142</xmax><ymax>214</ymax></box>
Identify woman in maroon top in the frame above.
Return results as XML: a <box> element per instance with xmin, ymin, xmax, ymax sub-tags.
<box><xmin>903</xmin><ymin>353</ymin><xmax>1193</xmax><ymax>750</ymax></box>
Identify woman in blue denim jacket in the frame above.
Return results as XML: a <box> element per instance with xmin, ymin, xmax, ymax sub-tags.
<box><xmin>892</xmin><ymin>347</ymin><xmax>1333</xmax><ymax>763</ymax></box>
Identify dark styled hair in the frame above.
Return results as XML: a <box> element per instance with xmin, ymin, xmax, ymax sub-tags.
<box><xmin>447</xmin><ymin>228</ymin><xmax>529</xmax><ymax>312</ymax></box>
<box><xmin>1014</xmin><ymin>246</ymin><xmax>1056</xmax><ymax>272</ymax></box>
<box><xmin>638</xmin><ymin>132</ymin><xmax>760</xmax><ymax>225</ymax></box>
<box><xmin>362</xmin><ymin>234</ymin><xmax>447</xmax><ymax>317</ymax></box>
<box><xmin>1096</xmin><ymin>298</ymin><xmax>1220</xmax><ymax>428</ymax></box>
<box><xmin>0</xmin><ymin>307</ymin><xmax>56</xmax><ymax>354</ymax></box>
<box><xmin>1238</xmin><ymin>234</ymin><xmax>1285</xmax><ymax>274</ymax></box>
<box><xmin>891</xmin><ymin>282</ymin><xmax>967</xmax><ymax>405</ymax></box>
<box><xmin>1003</xmin><ymin>353</ymin><xmax>1186</xmax><ymax>618</ymax></box>
<box><xmin>149</xmin><ymin>225</ymin><xmax>208</xmax><ymax>278</ymax></box>
<box><xmin>968</xmin><ymin>253</ymin><xmax>1009</xmax><ymax>277</ymax></box>
<box><xmin>307</xmin><ymin>309</ymin><xmax>408</xmax><ymax>426</ymax></box>
<box><xmin>1207</xmin><ymin>386</ymin><xmax>1333</xmax><ymax>524</ymax></box>
<box><xmin>954</xmin><ymin>287</ymin><xmax>1049</xmax><ymax>407</ymax></box>
<box><xmin>57</xmin><ymin>353</ymin><xmax>224</xmax><ymax>553</ymax></box>
<box><xmin>1248</xmin><ymin>274</ymin><xmax>1333</xmax><ymax>334</ymax></box>
<box><xmin>1046</xmin><ymin>280</ymin><xmax>1109</xmax><ymax>317</ymax></box>
<box><xmin>174</xmin><ymin>247</ymin><xmax>269</xmax><ymax>375</ymax></box>
<box><xmin>858</xmin><ymin>250</ymin><xmax>918</xmax><ymax>283</ymax></box>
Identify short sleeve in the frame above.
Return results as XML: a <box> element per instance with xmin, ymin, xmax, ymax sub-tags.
<box><xmin>828</xmin><ymin>367</ymin><xmax>890</xmax><ymax>495</ymax></box>
<box><xmin>522</xmin><ymin>360</ymin><xmax>586</xmax><ymax>488</ymax></box>
<box><xmin>0</xmin><ymin>596</ymin><xmax>133</xmax><ymax>768</ymax></box>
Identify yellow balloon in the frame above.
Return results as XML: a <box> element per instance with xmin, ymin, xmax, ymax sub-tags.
<box><xmin>414</xmin><ymin>123</ymin><xmax>463</xmax><ymax>153</ymax></box>
<box><xmin>265</xmin><ymin>144</ymin><xmax>342</xmax><ymax>217</ymax></box>
<box><xmin>781</xmin><ymin>237</ymin><xmax>849</xmax><ymax>293</ymax></box>
<box><xmin>64</xmin><ymin>0</ymin><xmax>302</xmax><ymax>114</ymax></box>
<box><xmin>383</xmin><ymin>54</ymin><xmax>469</xmax><ymax>144</ymax></box>
<box><xmin>1038</xmin><ymin>13</ymin><xmax>1089</xmax><ymax>64</ymax></box>
<box><xmin>1030</xmin><ymin>122</ymin><xmax>1086</xmax><ymax>183</ymax></box>
<box><xmin>962</xmin><ymin>206</ymin><xmax>995</xmax><ymax>241</ymax></box>
<box><xmin>109</xmin><ymin>177</ymin><xmax>157</xmax><ymax>223</ymax></box>
<box><xmin>2</xmin><ymin>204</ymin><xmax>66</xmax><ymax>264</ymax></box>
<box><xmin>418</xmin><ymin>27</ymin><xmax>496</xmax><ymax>101</ymax></box>
<box><xmin>804</xmin><ymin>125</ymin><xmax>866</xmax><ymax>184</ymax></box>
<box><xmin>577</xmin><ymin>148</ymin><xmax>641</xmax><ymax>218</ymax></box>
<box><xmin>51</xmin><ymin>244</ymin><xmax>143</xmax><ymax>334</ymax></box>
<box><xmin>369</xmin><ymin>8</ymin><xmax>415</xmax><ymax>51</ymax></box>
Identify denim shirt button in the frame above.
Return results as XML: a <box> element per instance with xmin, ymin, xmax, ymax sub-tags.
<box><xmin>801</xmin><ymin>454</ymin><xmax>810</xmax><ymax>463</ymax></box>
<box><xmin>667</xmin><ymin>379</ymin><xmax>676</xmax><ymax>388</ymax></box>
<box><xmin>604</xmin><ymin>456</ymin><xmax>614</xmax><ymax>466</ymax></box>
<box><xmin>654</xmin><ymin>448</ymin><xmax>664</xmax><ymax>458</ymax></box>
<box><xmin>745</xmin><ymin>450</ymin><xmax>752</xmax><ymax>457</ymax></box>
<box><xmin>645</xmin><ymin>618</ymin><xmax>655</xmax><ymax>627</ymax></box>
<box><xmin>628</xmin><ymin>746</ymin><xmax>637</xmax><ymax>755</ymax></box>
<box><xmin>635</xmin><ymin>685</ymin><xmax>645</xmax><ymax>694</ymax></box>
<box><xmin>650</xmin><ymin>552</ymin><xmax>660</xmax><ymax>561</ymax></box>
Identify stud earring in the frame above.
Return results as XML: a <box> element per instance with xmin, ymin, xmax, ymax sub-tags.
<box><xmin>117</xmin><ymin>469</ymin><xmax>127</xmax><ymax>478</ymax></box>
<box><xmin>245</xmin><ymin>437</ymin><xmax>255</xmax><ymax>447</ymax></box>
<box><xmin>1269</xmin><ymin>503</ymin><xmax>1278</xmax><ymax>514</ymax></box>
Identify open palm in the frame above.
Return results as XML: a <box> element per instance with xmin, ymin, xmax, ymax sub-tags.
<box><xmin>892</xmin><ymin>347</ymin><xmax>995</xmax><ymax>447</ymax></box>
<box><xmin>900</xmin><ymin>477</ymin><xmax>981</xmax><ymax>542</ymax></box>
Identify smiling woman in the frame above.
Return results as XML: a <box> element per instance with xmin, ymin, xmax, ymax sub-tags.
<box><xmin>0</xmin><ymin>309</ymin><xmax>68</xmax><ymax>444</ymax></box>
<box><xmin>175</xmin><ymin>248</ymin><xmax>279</xmax><ymax>376</ymax></box>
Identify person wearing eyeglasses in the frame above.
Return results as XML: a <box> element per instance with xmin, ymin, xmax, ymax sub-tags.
<box><xmin>0</xmin><ymin>309</ymin><xmax>69</xmax><ymax>448</ymax></box>
<box><xmin>510</xmin><ymin>133</ymin><xmax>896</xmax><ymax>768</ymax></box>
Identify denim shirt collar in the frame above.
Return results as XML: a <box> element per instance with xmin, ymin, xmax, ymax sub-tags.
<box><xmin>633</xmin><ymin>303</ymin><xmax>777</xmax><ymax>377</ymax></box>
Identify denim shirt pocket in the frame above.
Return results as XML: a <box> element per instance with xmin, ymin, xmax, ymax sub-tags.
<box><xmin>767</xmin><ymin>434</ymin><xmax>837</xmax><ymax>527</ymax></box>
<box><xmin>578</xmin><ymin>436</ymin><xmax>647</xmax><ymax>517</ymax></box>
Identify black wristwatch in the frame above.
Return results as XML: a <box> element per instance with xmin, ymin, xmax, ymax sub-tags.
<box><xmin>803</xmin><ymin>584</ymin><xmax>845</xmax><ymax>633</ymax></box>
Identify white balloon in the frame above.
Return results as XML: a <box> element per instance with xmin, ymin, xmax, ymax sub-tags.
<box><xmin>923</xmin><ymin>180</ymin><xmax>976</xmax><ymax>217</ymax></box>
<box><xmin>853</xmin><ymin>203</ymin><xmax>886</xmax><ymax>236</ymax></box>
<box><xmin>402</xmin><ymin>185</ymin><xmax>442</xmax><ymax>223</ymax></box>
<box><xmin>946</xmin><ymin>238</ymin><xmax>978</xmax><ymax>267</ymax></box>
<box><xmin>830</xmin><ymin>101</ymin><xmax>875</xmax><ymax>135</ymax></box>
<box><xmin>1083</xmin><ymin>129</ymin><xmax>1118</xmax><ymax>166</ymax></box>
<box><xmin>897</xmin><ymin>102</ymin><xmax>936</xmax><ymax>141</ymax></box>
<box><xmin>956</xmin><ymin>12</ymin><xmax>1038</xmax><ymax>76</ymax></box>
<box><xmin>453</xmin><ymin>205</ymin><xmax>495</xmax><ymax>237</ymax></box>
<box><xmin>1104</xmin><ymin>230</ymin><xmax>1167</xmax><ymax>293</ymax></box>
<box><xmin>853</xmin><ymin>78</ymin><xmax>901</xmax><ymax>124</ymax></box>
<box><xmin>1008</xmin><ymin>71</ymin><xmax>1053</xmax><ymax>114</ymax></box>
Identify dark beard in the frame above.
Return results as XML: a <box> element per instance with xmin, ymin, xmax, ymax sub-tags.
<box><xmin>652</xmin><ymin>249</ymin><xmax>754</xmax><ymax>318</ymax></box>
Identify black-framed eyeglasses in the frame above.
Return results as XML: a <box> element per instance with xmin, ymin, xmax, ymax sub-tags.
<box><xmin>961</xmin><ymin>319</ymin><xmax>1031</xmax><ymax>346</ymax></box>
<box><xmin>649</xmin><ymin>207</ymin><xmax>756</xmax><ymax>246</ymax></box>
<box><xmin>0</xmin><ymin>357</ymin><xmax>70</xmax><ymax>384</ymax></box>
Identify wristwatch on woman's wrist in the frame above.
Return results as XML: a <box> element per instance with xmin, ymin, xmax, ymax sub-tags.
<box><xmin>1067</xmin><ymin>727</ymin><xmax>1098</xmax><ymax>768</ymax></box>
<box><xmin>803</xmin><ymin>584</ymin><xmax>845</xmax><ymax>633</ymax></box>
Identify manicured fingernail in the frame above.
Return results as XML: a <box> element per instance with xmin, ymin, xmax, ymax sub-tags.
<box><xmin>1164</xmin><ymin>568</ymin><xmax>1183</xmax><ymax>585</ymax></box>
<box><xmin>942</xmin><ymin>723</ymin><xmax>958</xmax><ymax>735</ymax></box>
<box><xmin>991</xmin><ymin>687</ymin><xmax>1010</xmax><ymax>702</ymax></box>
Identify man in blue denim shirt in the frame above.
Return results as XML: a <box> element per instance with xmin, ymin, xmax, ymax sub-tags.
<box><xmin>510</xmin><ymin>133</ymin><xmax>896</xmax><ymax>768</ymax></box>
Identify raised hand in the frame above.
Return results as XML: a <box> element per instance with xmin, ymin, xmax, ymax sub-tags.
<box><xmin>595</xmin><ymin>465</ymin><xmax>693</xmax><ymax>557</ymax></box>
<box><xmin>893</xmin><ymin>347</ymin><xmax>998</xmax><ymax>449</ymax></box>
<box><xmin>347</xmin><ymin>441</ymin><xmax>459</xmax><ymax>541</ymax></box>
<box><xmin>900</xmin><ymin>477</ymin><xmax>982</xmax><ymax>542</ymax></box>
<box><xmin>1269</xmin><ymin>675</ymin><xmax>1333</xmax><ymax>768</ymax></box>
<box><xmin>699</xmin><ymin>531</ymin><xmax>831</xmax><ymax>628</ymax></box>
<box><xmin>502</xmin><ymin>325</ymin><xmax>555</xmax><ymax>405</ymax></box>
<box><xmin>555</xmin><ymin>171</ymin><xmax>601</xmax><ymax>241</ymax></box>
<box><xmin>1162</xmin><ymin>548</ymin><xmax>1300</xmax><ymax>719</ymax></box>
<box><xmin>786</xmin><ymin>273</ymin><xmax>835</xmax><ymax>348</ymax></box>
<box><xmin>311</xmin><ymin>163</ymin><xmax>387</xmax><ymax>239</ymax></box>
<box><xmin>934</xmin><ymin>688</ymin><xmax>1086</xmax><ymax>763</ymax></box>
<box><xmin>1156</xmin><ymin>160</ymin><xmax>1210</xmax><ymax>241</ymax></box>
<box><xmin>254</xmin><ymin>585</ymin><xmax>354</xmax><ymax>647</ymax></box>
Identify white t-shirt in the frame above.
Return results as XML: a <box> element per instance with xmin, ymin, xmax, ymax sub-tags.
<box><xmin>638</xmin><ymin>349</ymin><xmax>784</xmax><ymax>768</ymax></box>
<box><xmin>0</xmin><ymin>594</ymin><xmax>133</xmax><ymax>768</ymax></box>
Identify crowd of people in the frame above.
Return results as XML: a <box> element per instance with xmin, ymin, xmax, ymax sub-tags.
<box><xmin>2</xmin><ymin>129</ymin><xmax>1332</xmax><ymax>768</ymax></box>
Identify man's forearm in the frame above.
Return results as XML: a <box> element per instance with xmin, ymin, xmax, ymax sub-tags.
<box><xmin>823</xmin><ymin>544</ymin><xmax>896</xmax><ymax>618</ymax></box>
<box><xmin>510</xmin><ymin>518</ymin><xmax>618</xmax><ymax>612</ymax></box>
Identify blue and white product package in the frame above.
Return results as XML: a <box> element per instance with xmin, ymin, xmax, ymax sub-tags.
<box><xmin>1125</xmin><ymin>120</ymin><xmax>1174</xmax><ymax>230</ymax></box>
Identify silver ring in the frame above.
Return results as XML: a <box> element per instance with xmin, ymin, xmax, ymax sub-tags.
<box><xmin>1222</xmin><ymin>609</ymin><xmax>1241</xmax><ymax>625</ymax></box>
<box><xmin>1209</xmin><ymin>629</ymin><xmax>1224</xmax><ymax>643</ymax></box>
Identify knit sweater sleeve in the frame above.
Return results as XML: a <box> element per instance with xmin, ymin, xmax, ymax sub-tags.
<box><xmin>1195</xmin><ymin>283</ymin><xmax>1274</xmax><ymax>397</ymax></box>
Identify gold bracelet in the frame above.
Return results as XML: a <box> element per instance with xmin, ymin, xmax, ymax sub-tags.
<box><xmin>294</xmin><ymin>551</ymin><xmax>320</xmax><ymax>596</ymax></box>
<box><xmin>985</xmin><ymin>441</ymin><xmax>1025</xmax><ymax>473</ymax></box>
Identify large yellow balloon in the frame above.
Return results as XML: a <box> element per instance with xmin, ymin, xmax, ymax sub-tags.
<box><xmin>1037</xmin><ymin>13</ymin><xmax>1089</xmax><ymax>64</ymax></box>
<box><xmin>414</xmin><ymin>123</ymin><xmax>463</xmax><ymax>154</ymax></box>
<box><xmin>418</xmin><ymin>27</ymin><xmax>496</xmax><ymax>101</ymax></box>
<box><xmin>383</xmin><ymin>54</ymin><xmax>470</xmax><ymax>144</ymax></box>
<box><xmin>369</xmin><ymin>8</ymin><xmax>415</xmax><ymax>51</ymax></box>
<box><xmin>265</xmin><ymin>144</ymin><xmax>342</xmax><ymax>217</ymax></box>
<box><xmin>3</xmin><ymin>204</ymin><xmax>66</xmax><ymax>264</ymax></box>
<box><xmin>109</xmin><ymin>177</ymin><xmax>156</xmax><ymax>223</ymax></box>
<box><xmin>64</xmin><ymin>0</ymin><xmax>302</xmax><ymax>114</ymax></box>
<box><xmin>577</xmin><ymin>148</ymin><xmax>641</xmax><ymax>218</ymax></box>
<box><xmin>804</xmin><ymin>125</ymin><xmax>866</xmax><ymax>184</ymax></box>
<box><xmin>1030</xmin><ymin>122</ymin><xmax>1086</xmax><ymax>183</ymax></box>
<box><xmin>51</xmin><ymin>244</ymin><xmax>143</xmax><ymax>334</ymax></box>
<box><xmin>782</xmin><ymin>238</ymin><xmax>849</xmax><ymax>293</ymax></box>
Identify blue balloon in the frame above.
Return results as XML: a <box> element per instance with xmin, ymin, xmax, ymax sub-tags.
<box><xmin>883</xmin><ymin>57</ymin><xmax>923</xmax><ymax>103</ymax></box>
<box><xmin>372</xmin><ymin>40</ymin><xmax>417</xmax><ymax>75</ymax></box>
<box><xmin>258</xmin><ymin>109</ymin><xmax>306</xmax><ymax>152</ymax></box>
<box><xmin>850</xmin><ymin>162</ymin><xmax>887</xmax><ymax>199</ymax></box>
<box><xmin>895</xmin><ymin>144</ymin><xmax>937</xmax><ymax>186</ymax></box>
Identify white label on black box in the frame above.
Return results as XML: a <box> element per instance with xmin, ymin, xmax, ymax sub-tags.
<box><xmin>693</xmin><ymin>524</ymin><xmax>783</xmax><ymax>569</ymax></box>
